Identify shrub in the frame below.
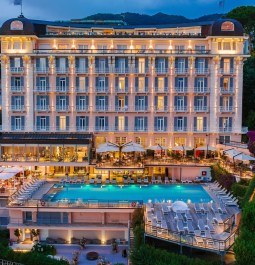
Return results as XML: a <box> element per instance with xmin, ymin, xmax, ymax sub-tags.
<box><xmin>31</xmin><ymin>242</ymin><xmax>57</xmax><ymax>256</ymax></box>
<box><xmin>131</xmin><ymin>208</ymin><xmax>144</xmax><ymax>228</ymax></box>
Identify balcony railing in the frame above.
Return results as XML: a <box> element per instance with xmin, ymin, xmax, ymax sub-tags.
<box><xmin>75</xmin><ymin>87</ymin><xmax>89</xmax><ymax>93</ymax></box>
<box><xmin>154</xmin><ymin>127</ymin><xmax>167</xmax><ymax>132</ymax></box>
<box><xmin>154</xmin><ymin>106</ymin><xmax>168</xmax><ymax>112</ymax></box>
<box><xmin>175</xmin><ymin>68</ymin><xmax>189</xmax><ymax>74</ymax></box>
<box><xmin>220</xmin><ymin>68</ymin><xmax>234</xmax><ymax>75</ymax></box>
<box><xmin>155</xmin><ymin>87</ymin><xmax>169</xmax><ymax>93</ymax></box>
<box><xmin>95</xmin><ymin>67</ymin><xmax>110</xmax><ymax>74</ymax></box>
<box><xmin>219</xmin><ymin>127</ymin><xmax>232</xmax><ymax>132</ymax></box>
<box><xmin>56</xmin><ymin>105</ymin><xmax>70</xmax><ymax>112</ymax></box>
<box><xmin>115</xmin><ymin>106</ymin><xmax>129</xmax><ymax>112</ymax></box>
<box><xmin>36</xmin><ymin>126</ymin><xmax>50</xmax><ymax>131</ymax></box>
<box><xmin>35</xmin><ymin>67</ymin><xmax>49</xmax><ymax>73</ymax></box>
<box><xmin>174</xmin><ymin>87</ymin><xmax>188</xmax><ymax>93</ymax></box>
<box><xmin>55</xmin><ymin>86</ymin><xmax>69</xmax><ymax>93</ymax></box>
<box><xmin>95</xmin><ymin>126</ymin><xmax>109</xmax><ymax>132</ymax></box>
<box><xmin>10</xmin><ymin>105</ymin><xmax>25</xmax><ymax>111</ymax></box>
<box><xmin>194</xmin><ymin>106</ymin><xmax>208</xmax><ymax>112</ymax></box>
<box><xmin>219</xmin><ymin>106</ymin><xmax>233</xmax><ymax>112</ymax></box>
<box><xmin>56</xmin><ymin>126</ymin><xmax>70</xmax><ymax>131</ymax></box>
<box><xmin>155</xmin><ymin>68</ymin><xmax>168</xmax><ymax>74</ymax></box>
<box><xmin>135</xmin><ymin>106</ymin><xmax>149</xmax><ymax>112</ymax></box>
<box><xmin>36</xmin><ymin>105</ymin><xmax>50</xmax><ymax>111</ymax></box>
<box><xmin>220</xmin><ymin>87</ymin><xmax>234</xmax><ymax>94</ymax></box>
<box><xmin>75</xmin><ymin>105</ymin><xmax>89</xmax><ymax>111</ymax></box>
<box><xmin>34</xmin><ymin>86</ymin><xmax>51</xmax><ymax>92</ymax></box>
<box><xmin>95</xmin><ymin>106</ymin><xmax>109</xmax><ymax>111</ymax></box>
<box><xmin>76</xmin><ymin>126</ymin><xmax>89</xmax><ymax>131</ymax></box>
<box><xmin>195</xmin><ymin>68</ymin><xmax>209</xmax><ymax>74</ymax></box>
<box><xmin>75</xmin><ymin>67</ymin><xmax>88</xmax><ymax>73</ymax></box>
<box><xmin>11</xmin><ymin>126</ymin><xmax>25</xmax><ymax>131</ymax></box>
<box><xmin>55</xmin><ymin>67</ymin><xmax>69</xmax><ymax>74</ymax></box>
<box><xmin>174</xmin><ymin>126</ymin><xmax>187</xmax><ymax>132</ymax></box>
<box><xmin>115</xmin><ymin>87</ymin><xmax>129</xmax><ymax>93</ymax></box>
<box><xmin>135</xmin><ymin>87</ymin><xmax>149</xmax><ymax>93</ymax></box>
<box><xmin>174</xmin><ymin>106</ymin><xmax>188</xmax><ymax>112</ymax></box>
<box><xmin>95</xmin><ymin>87</ymin><xmax>109</xmax><ymax>93</ymax></box>
<box><xmin>194</xmin><ymin>87</ymin><xmax>209</xmax><ymax>93</ymax></box>
<box><xmin>194</xmin><ymin>127</ymin><xmax>208</xmax><ymax>132</ymax></box>
<box><xmin>133</xmin><ymin>68</ymin><xmax>150</xmax><ymax>74</ymax></box>
<box><xmin>114</xmin><ymin>126</ymin><xmax>129</xmax><ymax>132</ymax></box>
<box><xmin>134</xmin><ymin>126</ymin><xmax>148</xmax><ymax>132</ymax></box>
<box><xmin>10</xmin><ymin>67</ymin><xmax>24</xmax><ymax>73</ymax></box>
<box><xmin>10</xmin><ymin>86</ymin><xmax>24</xmax><ymax>92</ymax></box>
<box><xmin>112</xmin><ymin>67</ymin><xmax>131</xmax><ymax>74</ymax></box>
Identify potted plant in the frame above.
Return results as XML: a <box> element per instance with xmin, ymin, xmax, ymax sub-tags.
<box><xmin>79</xmin><ymin>237</ymin><xmax>87</xmax><ymax>250</ymax></box>
<box><xmin>31</xmin><ymin>229</ymin><xmax>40</xmax><ymax>242</ymax></box>
<box><xmin>14</xmin><ymin>228</ymin><xmax>22</xmax><ymax>243</ymax></box>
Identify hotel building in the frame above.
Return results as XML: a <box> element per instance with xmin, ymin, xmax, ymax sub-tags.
<box><xmin>0</xmin><ymin>15</ymin><xmax>247</xmax><ymax>247</ymax></box>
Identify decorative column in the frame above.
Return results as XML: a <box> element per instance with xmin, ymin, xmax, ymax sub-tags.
<box><xmin>68</xmin><ymin>56</ymin><xmax>75</xmax><ymax>132</ymax></box>
<box><xmin>48</xmin><ymin>56</ymin><xmax>56</xmax><ymax>131</ymax></box>
<box><xmin>168</xmin><ymin>56</ymin><xmax>175</xmax><ymax>134</ymax></box>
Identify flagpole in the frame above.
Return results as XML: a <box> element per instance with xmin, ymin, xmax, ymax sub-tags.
<box><xmin>21</xmin><ymin>0</ymin><xmax>23</xmax><ymax>16</ymax></box>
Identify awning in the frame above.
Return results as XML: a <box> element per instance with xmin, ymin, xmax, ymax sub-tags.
<box><xmin>234</xmin><ymin>153</ymin><xmax>255</xmax><ymax>161</ymax></box>
<box><xmin>96</xmin><ymin>143</ymin><xmax>119</xmax><ymax>153</ymax></box>
<box><xmin>196</xmin><ymin>146</ymin><xmax>217</xmax><ymax>151</ymax></box>
<box><xmin>122</xmin><ymin>143</ymin><xmax>145</xmax><ymax>152</ymax></box>
<box><xmin>0</xmin><ymin>172</ymin><xmax>16</xmax><ymax>180</ymax></box>
<box><xmin>146</xmin><ymin>145</ymin><xmax>168</xmax><ymax>151</ymax></box>
<box><xmin>171</xmin><ymin>146</ymin><xmax>192</xmax><ymax>151</ymax></box>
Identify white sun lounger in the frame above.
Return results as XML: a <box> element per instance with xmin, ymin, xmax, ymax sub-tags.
<box><xmin>164</xmin><ymin>177</ymin><xmax>170</xmax><ymax>184</ymax></box>
<box><xmin>213</xmin><ymin>213</ymin><xmax>224</xmax><ymax>225</ymax></box>
<box><xmin>185</xmin><ymin>211</ymin><xmax>192</xmax><ymax>221</ymax></box>
<box><xmin>211</xmin><ymin>203</ymin><xmax>219</xmax><ymax>213</ymax></box>
<box><xmin>198</xmin><ymin>219</ymin><xmax>206</xmax><ymax>232</ymax></box>
<box><xmin>194</xmin><ymin>203</ymin><xmax>201</xmax><ymax>213</ymax></box>
<box><xmin>157</xmin><ymin>176</ymin><xmax>162</xmax><ymax>184</ymax></box>
<box><xmin>89</xmin><ymin>178</ymin><xmax>95</xmax><ymax>184</ymax></box>
<box><xmin>161</xmin><ymin>204</ymin><xmax>169</xmax><ymax>215</ymax></box>
<box><xmin>186</xmin><ymin>220</ymin><xmax>195</xmax><ymax>234</ymax></box>
<box><xmin>111</xmin><ymin>178</ymin><xmax>117</xmax><ymax>184</ymax></box>
<box><xmin>151</xmin><ymin>176</ymin><xmax>156</xmax><ymax>184</ymax></box>
<box><xmin>144</xmin><ymin>177</ymin><xmax>149</xmax><ymax>184</ymax></box>
<box><xmin>177</xmin><ymin>220</ymin><xmax>184</xmax><ymax>233</ymax></box>
<box><xmin>137</xmin><ymin>177</ymin><xmax>142</xmax><ymax>184</ymax></box>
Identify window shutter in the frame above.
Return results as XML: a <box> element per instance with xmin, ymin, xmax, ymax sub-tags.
<box><xmin>86</xmin><ymin>77</ymin><xmax>89</xmax><ymax>87</ymax></box>
<box><xmin>75</xmin><ymin>58</ymin><xmax>79</xmax><ymax>69</ymax></box>
<box><xmin>66</xmin><ymin>77</ymin><xmax>69</xmax><ymax>89</ymax></box>
<box><xmin>184</xmin><ymin>96</ymin><xmax>187</xmax><ymax>107</ymax></box>
<box><xmin>174</xmin><ymin>117</ymin><xmax>178</xmax><ymax>128</ymax></box>
<box><xmin>194</xmin><ymin>78</ymin><xmax>198</xmax><ymax>88</ymax></box>
<box><xmin>175</xmin><ymin>58</ymin><xmax>178</xmax><ymax>69</ymax></box>
<box><xmin>155</xmin><ymin>58</ymin><xmax>159</xmax><ymax>69</ymax></box>
<box><xmin>144</xmin><ymin>117</ymin><xmax>148</xmax><ymax>130</ymax></box>
<box><xmin>154</xmin><ymin>117</ymin><xmax>157</xmax><ymax>130</ymax></box>
<box><xmin>230</xmin><ymin>96</ymin><xmax>233</xmax><ymax>107</ymax></box>
<box><xmin>105</xmin><ymin>117</ymin><xmax>109</xmax><ymax>129</ymax></box>
<box><xmin>195</xmin><ymin>58</ymin><xmax>198</xmax><ymax>69</ymax></box>
<box><xmin>115</xmin><ymin>77</ymin><xmax>119</xmax><ymax>89</ymax></box>
<box><xmin>21</xmin><ymin>96</ymin><xmax>24</xmax><ymax>106</ymax></box>
<box><xmin>21</xmin><ymin>116</ymin><xmax>25</xmax><ymax>128</ymax></box>
<box><xmin>204</xmin><ymin>78</ymin><xmax>208</xmax><ymax>88</ymax></box>
<box><xmin>95</xmin><ymin>77</ymin><xmax>99</xmax><ymax>87</ymax></box>
<box><xmin>76</xmin><ymin>77</ymin><xmax>79</xmax><ymax>88</ymax></box>
<box><xmin>66</xmin><ymin>116</ymin><xmax>69</xmax><ymax>130</ymax></box>
<box><xmin>203</xmin><ymin>117</ymin><xmax>207</xmax><ymax>131</ymax></box>
<box><xmin>230</xmin><ymin>58</ymin><xmax>234</xmax><ymax>69</ymax></box>
<box><xmin>194</xmin><ymin>117</ymin><xmax>197</xmax><ymax>131</ymax></box>
<box><xmin>204</xmin><ymin>96</ymin><xmax>207</xmax><ymax>107</ymax></box>
<box><xmin>145</xmin><ymin>77</ymin><xmax>148</xmax><ymax>91</ymax></box>
<box><xmin>134</xmin><ymin>117</ymin><xmax>138</xmax><ymax>130</ymax></box>
<box><xmin>95</xmin><ymin>58</ymin><xmax>99</xmax><ymax>68</ymax></box>
<box><xmin>21</xmin><ymin>77</ymin><xmax>24</xmax><ymax>87</ymax></box>
<box><xmin>174</xmin><ymin>96</ymin><xmax>178</xmax><ymax>106</ymax></box>
<box><xmin>135</xmin><ymin>59</ymin><xmax>138</xmax><ymax>68</ymax></box>
<box><xmin>11</xmin><ymin>77</ymin><xmax>15</xmax><ymax>87</ymax></box>
<box><xmin>164</xmin><ymin>77</ymin><xmax>168</xmax><ymax>90</ymax></box>
<box><xmin>185</xmin><ymin>58</ymin><xmax>188</xmax><ymax>68</ymax></box>
<box><xmin>56</xmin><ymin>77</ymin><xmax>60</xmax><ymax>87</ymax></box>
<box><xmin>164</xmin><ymin>117</ymin><xmax>167</xmax><ymax>130</ymax></box>
<box><xmin>96</xmin><ymin>96</ymin><xmax>99</xmax><ymax>106</ymax></box>
<box><xmin>36</xmin><ymin>116</ymin><xmax>40</xmax><ymax>128</ymax></box>
<box><xmin>86</xmin><ymin>116</ymin><xmax>89</xmax><ymax>128</ymax></box>
<box><xmin>115</xmin><ymin>57</ymin><xmax>119</xmax><ymax>68</ymax></box>
<box><xmin>184</xmin><ymin>117</ymin><xmax>187</xmax><ymax>128</ymax></box>
<box><xmin>145</xmin><ymin>58</ymin><xmax>149</xmax><ymax>69</ymax></box>
<box><xmin>220</xmin><ymin>96</ymin><xmax>223</xmax><ymax>106</ymax></box>
<box><xmin>66</xmin><ymin>96</ymin><xmax>69</xmax><ymax>106</ymax></box>
<box><xmin>229</xmin><ymin>117</ymin><xmax>232</xmax><ymax>127</ymax></box>
<box><xmin>115</xmin><ymin>96</ymin><xmax>118</xmax><ymax>111</ymax></box>
<box><xmin>55</xmin><ymin>58</ymin><xmax>59</xmax><ymax>68</ymax></box>
<box><xmin>145</xmin><ymin>96</ymin><xmax>148</xmax><ymax>109</ymax></box>
<box><xmin>135</xmin><ymin>96</ymin><xmax>138</xmax><ymax>108</ymax></box>
<box><xmin>125</xmin><ymin>58</ymin><xmax>128</xmax><ymax>68</ymax></box>
<box><xmin>56</xmin><ymin>116</ymin><xmax>60</xmax><ymax>128</ymax></box>
<box><xmin>11</xmin><ymin>117</ymin><xmax>15</xmax><ymax>129</ymax></box>
<box><xmin>105</xmin><ymin>77</ymin><xmax>109</xmax><ymax>88</ymax></box>
<box><xmin>220</xmin><ymin>59</ymin><xmax>224</xmax><ymax>69</ymax></box>
<box><xmin>125</xmin><ymin>77</ymin><xmax>128</xmax><ymax>89</ymax></box>
<box><xmin>155</xmin><ymin>77</ymin><xmax>158</xmax><ymax>91</ymax></box>
<box><xmin>65</xmin><ymin>58</ymin><xmax>68</xmax><ymax>68</ymax></box>
<box><xmin>76</xmin><ymin>116</ymin><xmax>79</xmax><ymax>128</ymax></box>
<box><xmin>154</xmin><ymin>96</ymin><xmax>158</xmax><ymax>110</ymax></box>
<box><xmin>125</xmin><ymin>117</ymin><xmax>128</xmax><ymax>131</ymax></box>
<box><xmin>56</xmin><ymin>96</ymin><xmax>60</xmax><ymax>106</ymax></box>
<box><xmin>105</xmin><ymin>96</ymin><xmax>109</xmax><ymax>110</ymax></box>
<box><xmin>135</xmin><ymin>77</ymin><xmax>138</xmax><ymax>91</ymax></box>
<box><xmin>165</xmin><ymin>58</ymin><xmax>168</xmax><ymax>69</ymax></box>
<box><xmin>125</xmin><ymin>96</ymin><xmax>128</xmax><ymax>108</ymax></box>
<box><xmin>205</xmin><ymin>59</ymin><xmax>208</xmax><ymax>69</ymax></box>
<box><xmin>220</xmin><ymin>78</ymin><xmax>224</xmax><ymax>88</ymax></box>
<box><xmin>184</xmin><ymin>78</ymin><xmax>188</xmax><ymax>88</ymax></box>
<box><xmin>36</xmin><ymin>58</ymin><xmax>40</xmax><ymax>68</ymax></box>
<box><xmin>10</xmin><ymin>58</ymin><xmax>14</xmax><ymax>68</ymax></box>
<box><xmin>230</xmin><ymin>78</ymin><xmax>233</xmax><ymax>88</ymax></box>
<box><xmin>115</xmin><ymin>117</ymin><xmax>118</xmax><ymax>130</ymax></box>
<box><xmin>46</xmin><ymin>96</ymin><xmax>49</xmax><ymax>107</ymax></box>
<box><xmin>76</xmin><ymin>96</ymin><xmax>79</xmax><ymax>106</ymax></box>
<box><xmin>219</xmin><ymin>117</ymin><xmax>223</xmax><ymax>128</ymax></box>
<box><xmin>164</xmin><ymin>96</ymin><xmax>168</xmax><ymax>108</ymax></box>
<box><xmin>11</xmin><ymin>96</ymin><xmax>15</xmax><ymax>106</ymax></box>
<box><xmin>95</xmin><ymin>117</ymin><xmax>99</xmax><ymax>129</ymax></box>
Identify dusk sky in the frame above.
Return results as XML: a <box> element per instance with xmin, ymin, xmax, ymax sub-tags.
<box><xmin>0</xmin><ymin>0</ymin><xmax>254</xmax><ymax>24</ymax></box>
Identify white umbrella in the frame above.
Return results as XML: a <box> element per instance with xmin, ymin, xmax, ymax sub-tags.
<box><xmin>172</xmin><ymin>201</ymin><xmax>189</xmax><ymax>213</ymax></box>
<box><xmin>196</xmin><ymin>146</ymin><xmax>217</xmax><ymax>151</ymax></box>
<box><xmin>234</xmin><ymin>153</ymin><xmax>255</xmax><ymax>161</ymax></box>
<box><xmin>146</xmin><ymin>145</ymin><xmax>168</xmax><ymax>151</ymax></box>
<box><xmin>224</xmin><ymin>149</ymin><xmax>241</xmax><ymax>158</ymax></box>
<box><xmin>96</xmin><ymin>143</ymin><xmax>119</xmax><ymax>153</ymax></box>
<box><xmin>171</xmin><ymin>146</ymin><xmax>192</xmax><ymax>151</ymax></box>
<box><xmin>122</xmin><ymin>144</ymin><xmax>145</xmax><ymax>152</ymax></box>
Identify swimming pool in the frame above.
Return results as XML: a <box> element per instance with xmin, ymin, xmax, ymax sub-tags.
<box><xmin>47</xmin><ymin>184</ymin><xmax>212</xmax><ymax>203</ymax></box>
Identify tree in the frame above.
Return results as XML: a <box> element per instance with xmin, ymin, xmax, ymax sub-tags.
<box><xmin>14</xmin><ymin>229</ymin><xmax>22</xmax><ymax>242</ymax></box>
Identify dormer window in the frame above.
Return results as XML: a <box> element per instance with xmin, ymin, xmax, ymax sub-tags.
<box><xmin>221</xmin><ymin>21</ymin><xmax>234</xmax><ymax>31</ymax></box>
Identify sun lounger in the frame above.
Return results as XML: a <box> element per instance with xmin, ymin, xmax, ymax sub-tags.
<box><xmin>130</xmin><ymin>178</ymin><xmax>135</xmax><ymax>184</ymax></box>
<box><xmin>213</xmin><ymin>213</ymin><xmax>224</xmax><ymax>225</ymax></box>
<box><xmin>80</xmin><ymin>176</ymin><xmax>85</xmax><ymax>183</ymax></box>
<box><xmin>175</xmin><ymin>212</ymin><xmax>183</xmax><ymax>220</ymax></box>
<box><xmin>186</xmin><ymin>220</ymin><xmax>195</xmax><ymax>234</ymax></box>
<box><xmin>96</xmin><ymin>177</ymin><xmax>102</xmax><ymax>184</ymax></box>
<box><xmin>127</xmin><ymin>177</ymin><xmax>131</xmax><ymax>183</ymax></box>
<box><xmin>181</xmin><ymin>179</ymin><xmax>187</xmax><ymax>184</ymax></box>
<box><xmin>161</xmin><ymin>220</ymin><xmax>168</xmax><ymax>230</ymax></box>
<box><xmin>137</xmin><ymin>177</ymin><xmax>142</xmax><ymax>184</ymax></box>
<box><xmin>161</xmin><ymin>204</ymin><xmax>169</xmax><ymax>215</ymax></box>
<box><xmin>144</xmin><ymin>176</ymin><xmax>149</xmax><ymax>184</ymax></box>
<box><xmin>164</xmin><ymin>177</ymin><xmax>169</xmax><ymax>184</ymax></box>
<box><xmin>171</xmin><ymin>178</ymin><xmax>177</xmax><ymax>183</ymax></box>
<box><xmin>156</xmin><ymin>211</ymin><xmax>162</xmax><ymax>223</ymax></box>
<box><xmin>177</xmin><ymin>220</ymin><xmax>184</xmax><ymax>233</ymax></box>
<box><xmin>111</xmin><ymin>178</ymin><xmax>117</xmax><ymax>184</ymax></box>
<box><xmin>211</xmin><ymin>203</ymin><xmax>219</xmax><ymax>213</ymax></box>
<box><xmin>151</xmin><ymin>176</ymin><xmax>156</xmax><ymax>184</ymax></box>
<box><xmin>157</xmin><ymin>176</ymin><xmax>162</xmax><ymax>184</ymax></box>
<box><xmin>198</xmin><ymin>219</ymin><xmax>206</xmax><ymax>232</ymax></box>
<box><xmin>218</xmin><ymin>203</ymin><xmax>227</xmax><ymax>214</ymax></box>
<box><xmin>194</xmin><ymin>203</ymin><xmax>201</xmax><ymax>213</ymax></box>
<box><xmin>185</xmin><ymin>211</ymin><xmax>192</xmax><ymax>221</ymax></box>
<box><xmin>203</xmin><ymin>203</ymin><xmax>209</xmax><ymax>213</ymax></box>
<box><xmin>205</xmin><ymin>221</ymin><xmax>215</xmax><ymax>234</ymax></box>
<box><xmin>123</xmin><ymin>177</ymin><xmax>128</xmax><ymax>184</ymax></box>
<box><xmin>89</xmin><ymin>178</ymin><xmax>95</xmax><ymax>184</ymax></box>
<box><xmin>194</xmin><ymin>236</ymin><xmax>204</xmax><ymax>246</ymax></box>
<box><xmin>105</xmin><ymin>178</ymin><xmax>110</xmax><ymax>184</ymax></box>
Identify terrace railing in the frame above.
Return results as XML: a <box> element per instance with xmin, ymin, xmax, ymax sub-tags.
<box><xmin>0</xmin><ymin>260</ymin><xmax>23</xmax><ymax>265</ymax></box>
<box><xmin>145</xmin><ymin>223</ymin><xmax>239</xmax><ymax>253</ymax></box>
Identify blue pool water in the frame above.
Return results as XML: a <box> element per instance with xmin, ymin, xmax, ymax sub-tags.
<box><xmin>49</xmin><ymin>184</ymin><xmax>212</xmax><ymax>203</ymax></box>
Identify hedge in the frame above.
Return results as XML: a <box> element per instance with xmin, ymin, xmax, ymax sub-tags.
<box><xmin>241</xmin><ymin>175</ymin><xmax>255</xmax><ymax>206</ymax></box>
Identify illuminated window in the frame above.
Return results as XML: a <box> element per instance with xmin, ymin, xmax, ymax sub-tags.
<box><xmin>158</xmin><ymin>77</ymin><xmax>164</xmax><ymax>90</ymax></box>
<box><xmin>138</xmin><ymin>58</ymin><xmax>145</xmax><ymax>73</ymax></box>
<box><xmin>155</xmin><ymin>137</ymin><xmax>166</xmax><ymax>146</ymax></box>
<box><xmin>59</xmin><ymin>116</ymin><xmax>66</xmax><ymax>130</ymax></box>
<box><xmin>138</xmin><ymin>77</ymin><xmax>145</xmax><ymax>91</ymax></box>
<box><xmin>221</xmin><ymin>21</ymin><xmax>234</xmax><ymax>31</ymax></box>
<box><xmin>13</xmin><ymin>42</ymin><xmax>21</xmax><ymax>49</ymax></box>
<box><xmin>135</xmin><ymin>137</ymin><xmax>146</xmax><ymax>147</ymax></box>
<box><xmin>116</xmin><ymin>136</ymin><xmax>127</xmax><ymax>144</ymax></box>
<box><xmin>119</xmin><ymin>77</ymin><xmax>125</xmax><ymax>89</ymax></box>
<box><xmin>194</xmin><ymin>137</ymin><xmax>205</xmax><ymax>146</ymax></box>
<box><xmin>223</xmin><ymin>78</ymin><xmax>229</xmax><ymax>90</ymax></box>
<box><xmin>197</xmin><ymin>117</ymin><xmax>203</xmax><ymax>131</ymax></box>
<box><xmin>174</xmin><ymin>137</ymin><xmax>186</xmax><ymax>146</ymax></box>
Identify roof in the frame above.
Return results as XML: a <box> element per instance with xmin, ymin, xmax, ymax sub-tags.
<box><xmin>0</xmin><ymin>133</ymin><xmax>92</xmax><ymax>145</ymax></box>
<box><xmin>209</xmin><ymin>18</ymin><xmax>244</xmax><ymax>36</ymax></box>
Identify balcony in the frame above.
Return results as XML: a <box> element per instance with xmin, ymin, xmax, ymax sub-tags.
<box><xmin>36</xmin><ymin>126</ymin><xmax>50</xmax><ymax>131</ymax></box>
<box><xmin>10</xmin><ymin>67</ymin><xmax>24</xmax><ymax>73</ymax></box>
<box><xmin>155</xmin><ymin>87</ymin><xmax>169</xmax><ymax>93</ymax></box>
<box><xmin>36</xmin><ymin>105</ymin><xmax>50</xmax><ymax>112</ymax></box>
<box><xmin>174</xmin><ymin>106</ymin><xmax>188</xmax><ymax>112</ymax></box>
<box><xmin>194</xmin><ymin>87</ymin><xmax>209</xmax><ymax>93</ymax></box>
<box><xmin>219</xmin><ymin>106</ymin><xmax>233</xmax><ymax>112</ymax></box>
<box><xmin>115</xmin><ymin>87</ymin><xmax>128</xmax><ymax>93</ymax></box>
<box><xmin>95</xmin><ymin>87</ymin><xmax>109</xmax><ymax>93</ymax></box>
<box><xmin>56</xmin><ymin>126</ymin><xmax>70</xmax><ymax>132</ymax></box>
<box><xmin>134</xmin><ymin>126</ymin><xmax>148</xmax><ymax>132</ymax></box>
<box><xmin>220</xmin><ymin>87</ymin><xmax>234</xmax><ymax>94</ymax></box>
<box><xmin>11</xmin><ymin>126</ymin><xmax>25</xmax><ymax>131</ymax></box>
<box><xmin>114</xmin><ymin>126</ymin><xmax>129</xmax><ymax>132</ymax></box>
<box><xmin>154</xmin><ymin>106</ymin><xmax>168</xmax><ymax>112</ymax></box>
<box><xmin>175</xmin><ymin>68</ymin><xmax>188</xmax><ymax>74</ymax></box>
<box><xmin>10</xmin><ymin>105</ymin><xmax>25</xmax><ymax>112</ymax></box>
<box><xmin>34</xmin><ymin>86</ymin><xmax>51</xmax><ymax>92</ymax></box>
<box><xmin>10</xmin><ymin>86</ymin><xmax>24</xmax><ymax>93</ymax></box>
<box><xmin>195</xmin><ymin>68</ymin><xmax>209</xmax><ymax>74</ymax></box>
<box><xmin>194</xmin><ymin>106</ymin><xmax>208</xmax><ymax>112</ymax></box>
<box><xmin>219</xmin><ymin>127</ymin><xmax>232</xmax><ymax>133</ymax></box>
<box><xmin>135</xmin><ymin>106</ymin><xmax>149</xmax><ymax>112</ymax></box>
<box><xmin>35</xmin><ymin>67</ymin><xmax>49</xmax><ymax>74</ymax></box>
<box><xmin>56</xmin><ymin>105</ymin><xmax>70</xmax><ymax>112</ymax></box>
<box><xmin>133</xmin><ymin>68</ymin><xmax>150</xmax><ymax>74</ymax></box>
<box><xmin>76</xmin><ymin>126</ymin><xmax>89</xmax><ymax>132</ymax></box>
<box><xmin>193</xmin><ymin>127</ymin><xmax>208</xmax><ymax>132</ymax></box>
<box><xmin>95</xmin><ymin>67</ymin><xmax>110</xmax><ymax>74</ymax></box>
<box><xmin>154</xmin><ymin>126</ymin><xmax>167</xmax><ymax>132</ymax></box>
<box><xmin>135</xmin><ymin>87</ymin><xmax>149</xmax><ymax>93</ymax></box>
<box><xmin>115</xmin><ymin>106</ymin><xmax>129</xmax><ymax>112</ymax></box>
<box><xmin>174</xmin><ymin>127</ymin><xmax>187</xmax><ymax>132</ymax></box>
<box><xmin>55</xmin><ymin>86</ymin><xmax>69</xmax><ymax>93</ymax></box>
<box><xmin>155</xmin><ymin>68</ymin><xmax>168</xmax><ymax>74</ymax></box>
<box><xmin>220</xmin><ymin>68</ymin><xmax>234</xmax><ymax>75</ymax></box>
<box><xmin>112</xmin><ymin>67</ymin><xmax>131</xmax><ymax>74</ymax></box>
<box><xmin>75</xmin><ymin>105</ymin><xmax>89</xmax><ymax>112</ymax></box>
<box><xmin>95</xmin><ymin>106</ymin><xmax>109</xmax><ymax>112</ymax></box>
<box><xmin>95</xmin><ymin>126</ymin><xmax>109</xmax><ymax>132</ymax></box>
<box><xmin>55</xmin><ymin>67</ymin><xmax>69</xmax><ymax>74</ymax></box>
<box><xmin>75</xmin><ymin>67</ymin><xmax>88</xmax><ymax>74</ymax></box>
<box><xmin>174</xmin><ymin>87</ymin><xmax>188</xmax><ymax>93</ymax></box>
<box><xmin>75</xmin><ymin>87</ymin><xmax>89</xmax><ymax>93</ymax></box>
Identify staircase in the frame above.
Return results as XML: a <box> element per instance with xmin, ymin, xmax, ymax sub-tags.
<box><xmin>128</xmin><ymin>227</ymin><xmax>135</xmax><ymax>265</ymax></box>
<box><xmin>0</xmin><ymin>260</ymin><xmax>23</xmax><ymax>265</ymax></box>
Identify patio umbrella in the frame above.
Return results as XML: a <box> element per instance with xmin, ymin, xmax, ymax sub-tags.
<box><xmin>234</xmin><ymin>153</ymin><xmax>255</xmax><ymax>161</ymax></box>
<box><xmin>171</xmin><ymin>146</ymin><xmax>192</xmax><ymax>151</ymax></box>
<box><xmin>223</xmin><ymin>149</ymin><xmax>241</xmax><ymax>158</ymax></box>
<box><xmin>122</xmin><ymin>144</ymin><xmax>145</xmax><ymax>153</ymax></box>
<box><xmin>96</xmin><ymin>143</ymin><xmax>119</xmax><ymax>153</ymax></box>
<box><xmin>196</xmin><ymin>146</ymin><xmax>217</xmax><ymax>151</ymax></box>
<box><xmin>146</xmin><ymin>145</ymin><xmax>168</xmax><ymax>151</ymax></box>
<box><xmin>172</xmin><ymin>201</ymin><xmax>189</xmax><ymax>213</ymax></box>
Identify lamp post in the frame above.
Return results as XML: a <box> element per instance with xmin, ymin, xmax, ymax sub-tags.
<box><xmin>206</xmin><ymin>134</ymin><xmax>210</xmax><ymax>159</ymax></box>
